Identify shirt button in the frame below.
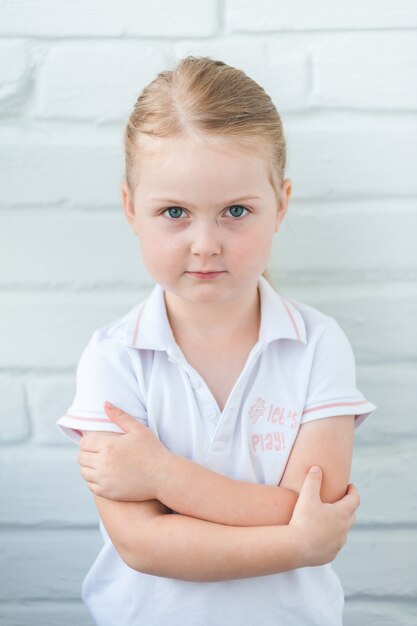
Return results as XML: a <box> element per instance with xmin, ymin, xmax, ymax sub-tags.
<box><xmin>205</xmin><ymin>407</ymin><xmax>216</xmax><ymax>419</ymax></box>
<box><xmin>191</xmin><ymin>378</ymin><xmax>201</xmax><ymax>389</ymax></box>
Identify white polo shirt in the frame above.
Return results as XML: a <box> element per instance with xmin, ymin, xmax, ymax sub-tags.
<box><xmin>57</xmin><ymin>275</ymin><xmax>377</xmax><ymax>626</ymax></box>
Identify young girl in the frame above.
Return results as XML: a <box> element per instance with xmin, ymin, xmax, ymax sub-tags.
<box><xmin>57</xmin><ymin>56</ymin><xmax>377</xmax><ymax>626</ymax></box>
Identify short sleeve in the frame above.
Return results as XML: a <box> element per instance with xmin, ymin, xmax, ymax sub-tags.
<box><xmin>56</xmin><ymin>329</ymin><xmax>148</xmax><ymax>445</ymax></box>
<box><xmin>301</xmin><ymin>317</ymin><xmax>377</xmax><ymax>429</ymax></box>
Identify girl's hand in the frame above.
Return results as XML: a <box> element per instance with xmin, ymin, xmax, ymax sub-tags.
<box><xmin>288</xmin><ymin>466</ymin><xmax>359</xmax><ymax>568</ymax></box>
<box><xmin>76</xmin><ymin>402</ymin><xmax>174</xmax><ymax>502</ymax></box>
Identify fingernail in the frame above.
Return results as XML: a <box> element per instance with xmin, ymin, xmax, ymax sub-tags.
<box><xmin>105</xmin><ymin>401</ymin><xmax>114</xmax><ymax>411</ymax></box>
<box><xmin>310</xmin><ymin>466</ymin><xmax>320</xmax><ymax>473</ymax></box>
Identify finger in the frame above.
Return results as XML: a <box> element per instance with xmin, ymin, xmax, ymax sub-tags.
<box><xmin>79</xmin><ymin>431</ymin><xmax>121</xmax><ymax>452</ymax></box>
<box><xmin>80</xmin><ymin>466</ymin><xmax>98</xmax><ymax>483</ymax></box>
<box><xmin>79</xmin><ymin>433</ymin><xmax>102</xmax><ymax>453</ymax></box>
<box><xmin>345</xmin><ymin>512</ymin><xmax>356</xmax><ymax>531</ymax></box>
<box><xmin>337</xmin><ymin>484</ymin><xmax>360</xmax><ymax>513</ymax></box>
<box><xmin>298</xmin><ymin>466</ymin><xmax>323</xmax><ymax>503</ymax></box>
<box><xmin>77</xmin><ymin>450</ymin><xmax>97</xmax><ymax>469</ymax></box>
<box><xmin>346</xmin><ymin>483</ymin><xmax>360</xmax><ymax>508</ymax></box>
<box><xmin>347</xmin><ymin>483</ymin><xmax>361</xmax><ymax>508</ymax></box>
<box><xmin>104</xmin><ymin>401</ymin><xmax>144</xmax><ymax>434</ymax></box>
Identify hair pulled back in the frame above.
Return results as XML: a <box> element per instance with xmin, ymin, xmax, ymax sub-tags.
<box><xmin>123</xmin><ymin>55</ymin><xmax>288</xmax><ymax>288</ymax></box>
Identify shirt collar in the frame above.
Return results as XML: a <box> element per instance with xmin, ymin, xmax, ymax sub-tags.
<box><xmin>125</xmin><ymin>275</ymin><xmax>306</xmax><ymax>351</ymax></box>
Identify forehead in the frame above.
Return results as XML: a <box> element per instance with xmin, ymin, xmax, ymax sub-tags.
<box><xmin>133</xmin><ymin>135</ymin><xmax>272</xmax><ymax>200</ymax></box>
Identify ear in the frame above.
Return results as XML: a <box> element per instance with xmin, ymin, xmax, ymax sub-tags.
<box><xmin>274</xmin><ymin>178</ymin><xmax>292</xmax><ymax>233</ymax></box>
<box><xmin>121</xmin><ymin>178</ymin><xmax>138</xmax><ymax>235</ymax></box>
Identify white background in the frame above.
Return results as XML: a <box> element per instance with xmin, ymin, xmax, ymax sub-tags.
<box><xmin>0</xmin><ymin>0</ymin><xmax>416</xmax><ymax>623</ymax></box>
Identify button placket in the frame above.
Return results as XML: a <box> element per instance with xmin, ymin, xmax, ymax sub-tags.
<box><xmin>211</xmin><ymin>348</ymin><xmax>265</xmax><ymax>443</ymax></box>
<box><xmin>211</xmin><ymin>440</ymin><xmax>228</xmax><ymax>452</ymax></box>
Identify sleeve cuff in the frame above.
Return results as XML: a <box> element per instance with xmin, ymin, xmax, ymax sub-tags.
<box><xmin>56</xmin><ymin>412</ymin><xmax>148</xmax><ymax>444</ymax></box>
<box><xmin>301</xmin><ymin>398</ymin><xmax>377</xmax><ymax>429</ymax></box>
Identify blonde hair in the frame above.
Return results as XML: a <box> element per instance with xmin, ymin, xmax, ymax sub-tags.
<box><xmin>123</xmin><ymin>55</ymin><xmax>286</xmax><ymax>290</ymax></box>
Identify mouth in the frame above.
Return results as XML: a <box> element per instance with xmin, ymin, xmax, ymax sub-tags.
<box><xmin>186</xmin><ymin>271</ymin><xmax>226</xmax><ymax>279</ymax></box>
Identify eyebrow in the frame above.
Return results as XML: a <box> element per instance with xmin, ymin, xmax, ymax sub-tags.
<box><xmin>149</xmin><ymin>195</ymin><xmax>262</xmax><ymax>206</ymax></box>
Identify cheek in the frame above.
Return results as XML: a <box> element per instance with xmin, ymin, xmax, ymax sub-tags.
<box><xmin>231</xmin><ymin>225</ymin><xmax>273</xmax><ymax>260</ymax></box>
<box><xmin>253</xmin><ymin>217</ymin><xmax>276</xmax><ymax>250</ymax></box>
<box><xmin>138</xmin><ymin>227</ymin><xmax>182</xmax><ymax>268</ymax></box>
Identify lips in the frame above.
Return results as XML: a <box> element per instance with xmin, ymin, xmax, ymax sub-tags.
<box><xmin>186</xmin><ymin>270</ymin><xmax>225</xmax><ymax>279</ymax></box>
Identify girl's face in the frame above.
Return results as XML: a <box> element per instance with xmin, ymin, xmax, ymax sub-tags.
<box><xmin>122</xmin><ymin>135</ymin><xmax>291</xmax><ymax>305</ymax></box>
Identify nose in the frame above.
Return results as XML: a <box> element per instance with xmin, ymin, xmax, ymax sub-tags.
<box><xmin>190</xmin><ymin>220</ymin><xmax>222</xmax><ymax>257</ymax></box>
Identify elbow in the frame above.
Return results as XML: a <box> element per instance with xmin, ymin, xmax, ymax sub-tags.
<box><xmin>121</xmin><ymin>547</ymin><xmax>171</xmax><ymax>578</ymax></box>
<box><xmin>321</xmin><ymin>478</ymin><xmax>350</xmax><ymax>504</ymax></box>
<box><xmin>117</xmin><ymin>539</ymin><xmax>152</xmax><ymax>574</ymax></box>
<box><xmin>96</xmin><ymin>498</ymin><xmax>174</xmax><ymax>575</ymax></box>
<box><xmin>116</xmin><ymin>523</ymin><xmax>163</xmax><ymax>576</ymax></box>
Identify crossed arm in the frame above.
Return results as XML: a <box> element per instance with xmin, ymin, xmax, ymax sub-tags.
<box><xmin>82</xmin><ymin>414</ymin><xmax>355</xmax><ymax>581</ymax></box>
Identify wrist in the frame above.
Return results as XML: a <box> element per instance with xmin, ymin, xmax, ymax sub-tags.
<box><xmin>156</xmin><ymin>449</ymin><xmax>177</xmax><ymax>504</ymax></box>
<box><xmin>286</xmin><ymin>525</ymin><xmax>306</xmax><ymax>569</ymax></box>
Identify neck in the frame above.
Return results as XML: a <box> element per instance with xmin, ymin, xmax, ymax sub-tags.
<box><xmin>164</xmin><ymin>282</ymin><xmax>261</xmax><ymax>346</ymax></box>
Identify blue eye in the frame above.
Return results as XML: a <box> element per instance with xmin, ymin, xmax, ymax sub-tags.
<box><xmin>161</xmin><ymin>205</ymin><xmax>249</xmax><ymax>220</ymax></box>
<box><xmin>226</xmin><ymin>205</ymin><xmax>249</xmax><ymax>218</ymax></box>
<box><xmin>163</xmin><ymin>207</ymin><xmax>184</xmax><ymax>219</ymax></box>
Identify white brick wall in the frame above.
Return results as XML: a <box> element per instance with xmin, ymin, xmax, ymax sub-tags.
<box><xmin>1</xmin><ymin>1</ymin><xmax>416</xmax><ymax>623</ymax></box>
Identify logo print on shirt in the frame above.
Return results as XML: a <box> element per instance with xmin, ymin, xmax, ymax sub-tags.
<box><xmin>248</xmin><ymin>396</ymin><xmax>299</xmax><ymax>454</ymax></box>
<box><xmin>248</xmin><ymin>397</ymin><xmax>266</xmax><ymax>424</ymax></box>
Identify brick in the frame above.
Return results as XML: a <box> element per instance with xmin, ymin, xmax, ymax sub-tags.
<box><xmin>0</xmin><ymin>528</ymin><xmax>102</xmax><ymax>601</ymax></box>
<box><xmin>274</xmin><ymin>199</ymin><xmax>417</xmax><ymax>279</ymax></box>
<box><xmin>0</xmin><ymin>0</ymin><xmax>217</xmax><ymax>37</ymax></box>
<box><xmin>0</xmin><ymin>447</ymin><xmax>98</xmax><ymax>525</ymax></box>
<box><xmin>0</xmin><ymin>289</ymin><xmax>151</xmax><ymax>369</ymax></box>
<box><xmin>312</xmin><ymin>32</ymin><xmax>417</xmax><ymax>110</ymax></box>
<box><xmin>0</xmin><ymin>376</ymin><xmax>29</xmax><ymax>442</ymax></box>
<box><xmin>350</xmin><ymin>442</ymin><xmax>417</xmax><ymax>525</ymax></box>
<box><xmin>0</xmin><ymin>602</ymin><xmax>95</xmax><ymax>626</ymax></box>
<box><xmin>174</xmin><ymin>36</ymin><xmax>309</xmax><ymax>112</ymax></box>
<box><xmin>284</xmin><ymin>116</ymin><xmax>417</xmax><ymax>198</ymax></box>
<box><xmin>353</xmin><ymin>366</ymin><xmax>417</xmax><ymax>445</ymax></box>
<box><xmin>0</xmin><ymin>40</ymin><xmax>31</xmax><ymax>113</ymax></box>
<box><xmin>343</xmin><ymin>600</ymin><xmax>417</xmax><ymax>626</ymax></box>
<box><xmin>277</xmin><ymin>281</ymin><xmax>417</xmax><ymax>363</ymax></box>
<box><xmin>27</xmin><ymin>375</ymin><xmax>79</xmax><ymax>445</ymax></box>
<box><xmin>0</xmin><ymin>138</ymin><xmax>122</xmax><ymax>207</ymax></box>
<box><xmin>226</xmin><ymin>0</ymin><xmax>417</xmax><ymax>31</ymax></box>
<box><xmin>0</xmin><ymin>210</ymin><xmax>144</xmax><ymax>287</ymax></box>
<box><xmin>334</xmin><ymin>527</ymin><xmax>417</xmax><ymax>597</ymax></box>
<box><xmin>37</xmin><ymin>43</ymin><xmax>169</xmax><ymax>121</ymax></box>
<box><xmin>0</xmin><ymin>41</ymin><xmax>28</xmax><ymax>83</ymax></box>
